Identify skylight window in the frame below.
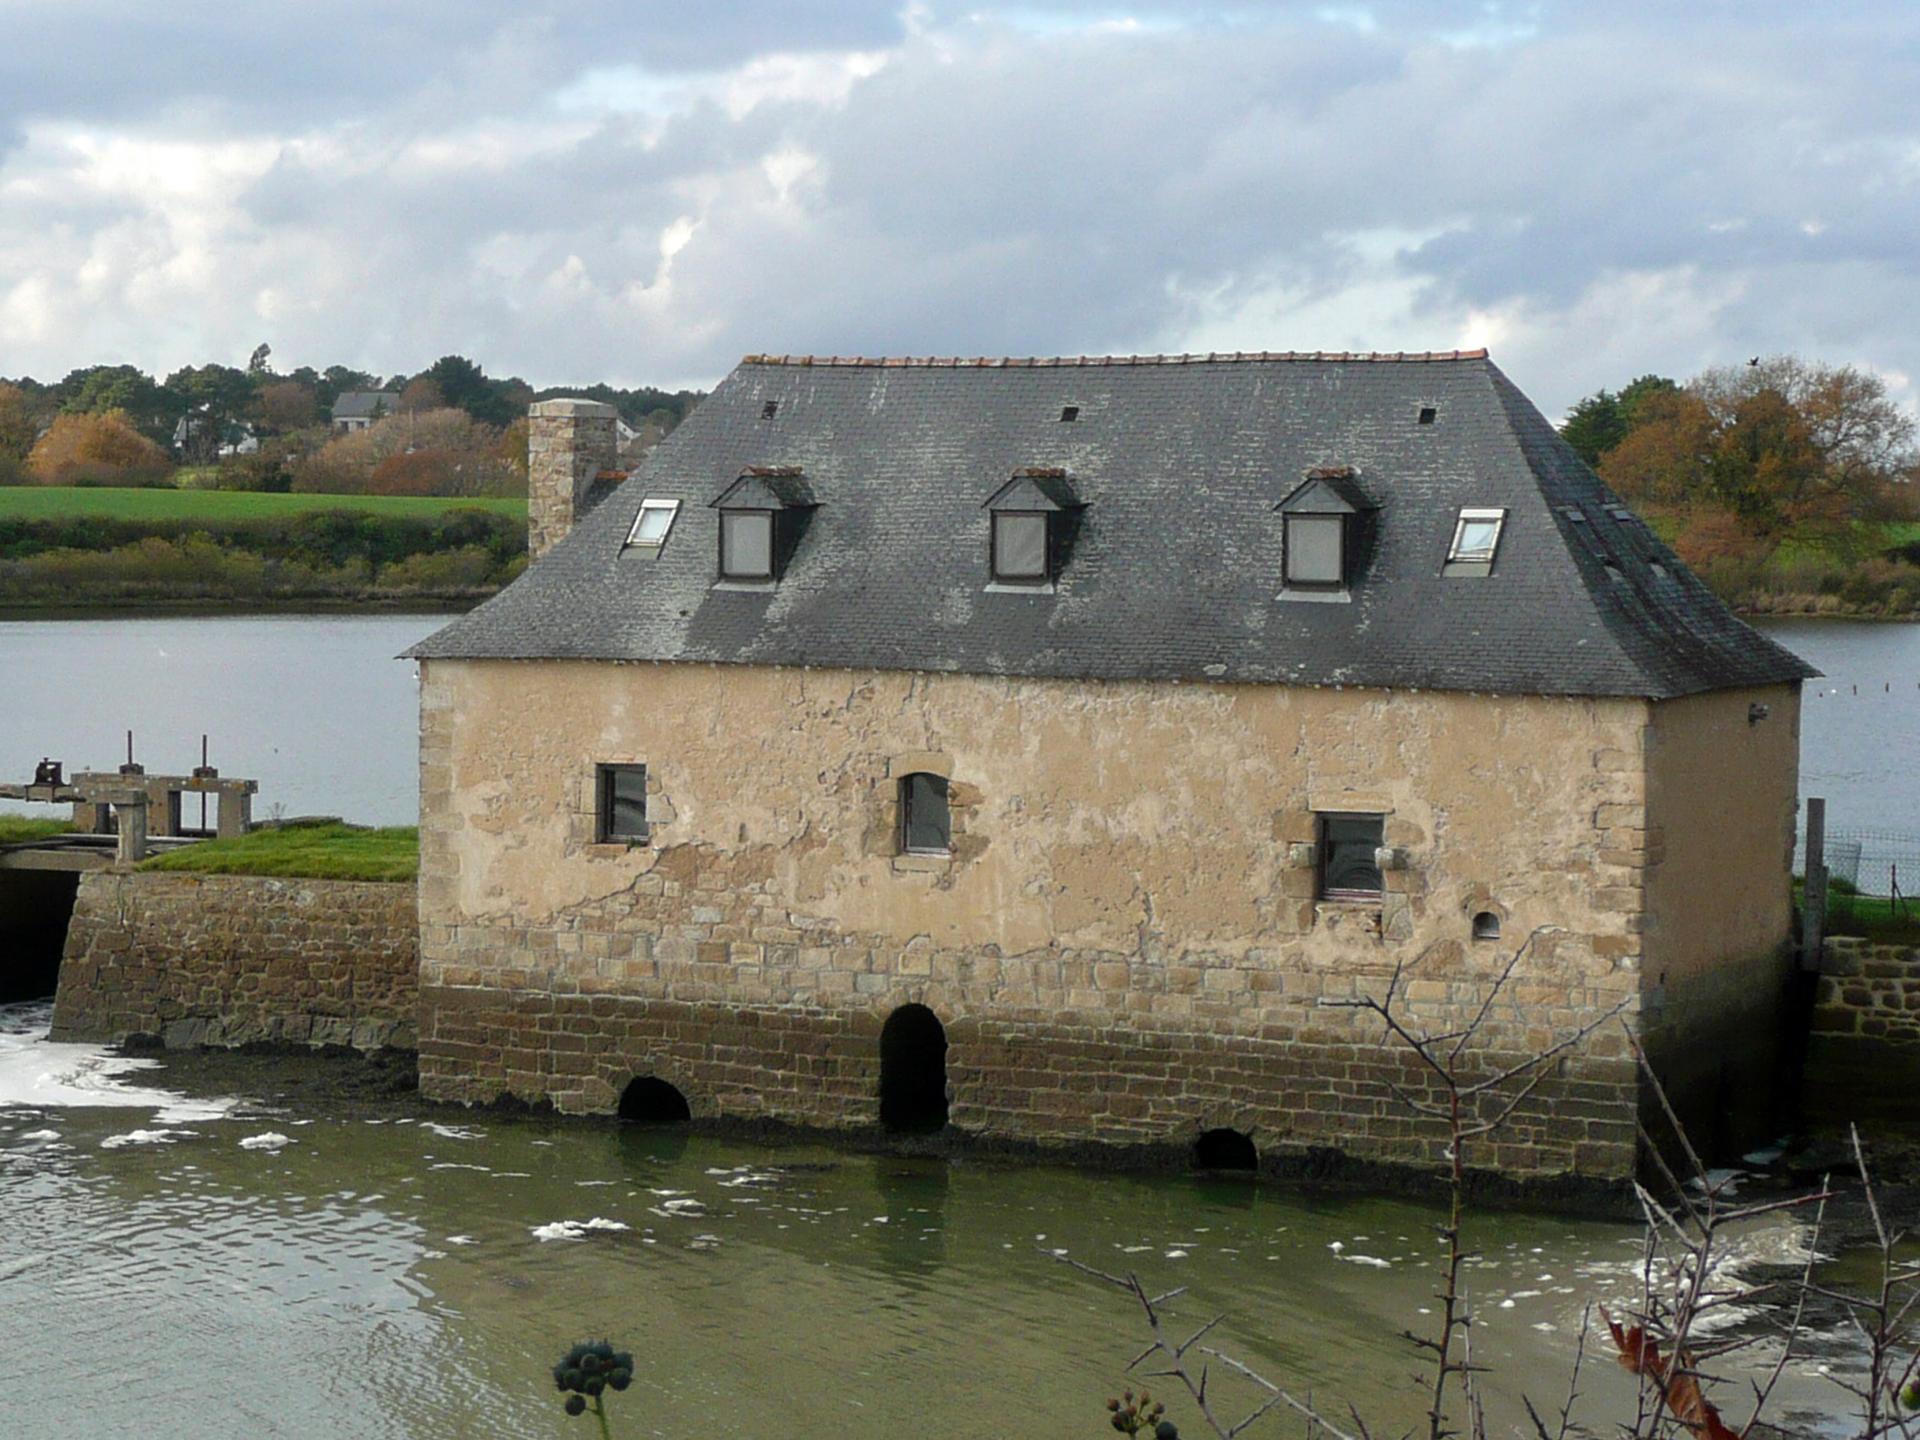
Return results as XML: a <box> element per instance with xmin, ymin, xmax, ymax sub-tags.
<box><xmin>1448</xmin><ymin>508</ymin><xmax>1506</xmax><ymax>564</ymax></box>
<box><xmin>624</xmin><ymin>499</ymin><xmax>680</xmax><ymax>550</ymax></box>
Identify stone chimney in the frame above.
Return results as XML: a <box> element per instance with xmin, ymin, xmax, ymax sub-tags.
<box><xmin>527</xmin><ymin>398</ymin><xmax>619</xmax><ymax>561</ymax></box>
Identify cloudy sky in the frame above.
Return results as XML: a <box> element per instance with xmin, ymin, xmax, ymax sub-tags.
<box><xmin>1</xmin><ymin>1</ymin><xmax>1913</xmax><ymax>415</ymax></box>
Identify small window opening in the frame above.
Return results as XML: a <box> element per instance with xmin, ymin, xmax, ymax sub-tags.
<box><xmin>1284</xmin><ymin>513</ymin><xmax>1346</xmax><ymax>589</ymax></box>
<box><xmin>619</xmin><ymin>1076</ymin><xmax>691</xmax><ymax>1124</ymax></box>
<box><xmin>1448</xmin><ymin>508</ymin><xmax>1506</xmax><ymax>564</ymax></box>
<box><xmin>720</xmin><ymin>510</ymin><xmax>775</xmax><ymax>580</ymax></box>
<box><xmin>901</xmin><ymin>772</ymin><xmax>951</xmax><ymax>855</ymax></box>
<box><xmin>1471</xmin><ymin>911</ymin><xmax>1502</xmax><ymax>942</ymax></box>
<box><xmin>1417</xmin><ymin>406</ymin><xmax>1437</xmax><ymax>425</ymax></box>
<box><xmin>1059</xmin><ymin>405</ymin><xmax>1080</xmax><ymax>422</ymax></box>
<box><xmin>625</xmin><ymin>498</ymin><xmax>680</xmax><ymax>549</ymax></box>
<box><xmin>1319</xmin><ymin>813</ymin><xmax>1384</xmax><ymax>901</ymax></box>
<box><xmin>992</xmin><ymin>511</ymin><xmax>1049</xmax><ymax>583</ymax></box>
<box><xmin>596</xmin><ymin>763</ymin><xmax>648</xmax><ymax>843</ymax></box>
<box><xmin>879</xmin><ymin>1004</ymin><xmax>949</xmax><ymax>1133</ymax></box>
<box><xmin>761</xmin><ymin>400</ymin><xmax>779</xmax><ymax>419</ymax></box>
<box><xmin>1193</xmin><ymin>1127</ymin><xmax>1258</xmax><ymax>1172</ymax></box>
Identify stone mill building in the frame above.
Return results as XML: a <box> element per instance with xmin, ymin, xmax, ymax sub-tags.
<box><xmin>405</xmin><ymin>350</ymin><xmax>1813</xmax><ymax>1180</ymax></box>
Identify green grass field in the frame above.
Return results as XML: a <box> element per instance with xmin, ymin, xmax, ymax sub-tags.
<box><xmin>0</xmin><ymin>487</ymin><xmax>525</xmax><ymax>522</ymax></box>
<box><xmin>138</xmin><ymin>821</ymin><xmax>420</xmax><ymax>882</ymax></box>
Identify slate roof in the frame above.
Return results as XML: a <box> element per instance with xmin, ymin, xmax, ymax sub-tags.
<box><xmin>331</xmin><ymin>391</ymin><xmax>399</xmax><ymax>420</ymax></box>
<box><xmin>408</xmin><ymin>351</ymin><xmax>1815</xmax><ymax>700</ymax></box>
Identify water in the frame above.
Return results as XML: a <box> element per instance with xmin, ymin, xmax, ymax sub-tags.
<box><xmin>0</xmin><ymin>613</ymin><xmax>451</xmax><ymax>827</ymax></box>
<box><xmin>0</xmin><ymin>1004</ymin><xmax>1851</xmax><ymax>1440</ymax></box>
<box><xmin>1757</xmin><ymin>619</ymin><xmax>1920</xmax><ymax>834</ymax></box>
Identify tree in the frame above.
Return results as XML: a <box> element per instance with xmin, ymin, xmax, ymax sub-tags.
<box><xmin>57</xmin><ymin>364</ymin><xmax>179</xmax><ymax>441</ymax></box>
<box><xmin>316</xmin><ymin>365</ymin><xmax>378</xmax><ymax>411</ymax></box>
<box><xmin>1560</xmin><ymin>374</ymin><xmax>1678</xmax><ymax>466</ymax></box>
<box><xmin>398</xmin><ymin>376</ymin><xmax>445</xmax><ymax>414</ymax></box>
<box><xmin>165</xmin><ymin>363</ymin><xmax>256</xmax><ymax>461</ymax></box>
<box><xmin>251</xmin><ymin>380</ymin><xmax>317</xmax><ymax>435</ymax></box>
<box><xmin>0</xmin><ymin>383</ymin><xmax>43</xmax><ymax>462</ymax></box>
<box><xmin>1599</xmin><ymin>356</ymin><xmax>1914</xmax><ymax>552</ymax></box>
<box><xmin>27</xmin><ymin>409</ymin><xmax>171</xmax><ymax>484</ymax></box>
<box><xmin>425</xmin><ymin>354</ymin><xmax>516</xmax><ymax>427</ymax></box>
<box><xmin>248</xmin><ymin>342</ymin><xmax>273</xmax><ymax>376</ymax></box>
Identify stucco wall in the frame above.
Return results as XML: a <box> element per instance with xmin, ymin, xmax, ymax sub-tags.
<box><xmin>419</xmin><ymin>658</ymin><xmax>1662</xmax><ymax>1177</ymax></box>
<box><xmin>1640</xmin><ymin>683</ymin><xmax>1802</xmax><ymax>1152</ymax></box>
<box><xmin>52</xmin><ymin>872</ymin><xmax>418</xmax><ymax>1051</ymax></box>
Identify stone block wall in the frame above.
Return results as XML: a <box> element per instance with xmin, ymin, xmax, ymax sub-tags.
<box><xmin>417</xmin><ymin>659</ymin><xmax>1662</xmax><ymax>1179</ymax></box>
<box><xmin>1803</xmin><ymin>937</ymin><xmax>1920</xmax><ymax>1121</ymax></box>
<box><xmin>52</xmin><ymin>872</ymin><xmax>418</xmax><ymax>1051</ymax></box>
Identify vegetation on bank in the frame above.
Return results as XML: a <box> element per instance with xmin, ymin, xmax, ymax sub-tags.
<box><xmin>0</xmin><ymin>815</ymin><xmax>75</xmax><ymax>844</ymax></box>
<box><xmin>1564</xmin><ymin>354</ymin><xmax>1920</xmax><ymax>617</ymax></box>
<box><xmin>0</xmin><ymin>488</ymin><xmax>527</xmax><ymax>607</ymax></box>
<box><xmin>138</xmin><ymin>822</ymin><xmax>419</xmax><ymax>882</ymax></box>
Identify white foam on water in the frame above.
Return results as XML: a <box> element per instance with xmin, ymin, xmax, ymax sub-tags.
<box><xmin>101</xmin><ymin>1128</ymin><xmax>196</xmax><ymax>1149</ymax></box>
<box><xmin>238</xmin><ymin>1132</ymin><xmax>293</xmax><ymax>1151</ymax></box>
<box><xmin>1340</xmin><ymin>1255</ymin><xmax>1393</xmax><ymax>1269</ymax></box>
<box><xmin>531</xmin><ymin>1218</ymin><xmax>631</xmax><ymax>1242</ymax></box>
<box><xmin>18</xmin><ymin>1129</ymin><xmax>60</xmax><ymax>1141</ymax></box>
<box><xmin>421</xmin><ymin>1123</ymin><xmax>484</xmax><ymax>1140</ymax></box>
<box><xmin>0</xmin><ymin>1003</ymin><xmax>233</xmax><ymax>1122</ymax></box>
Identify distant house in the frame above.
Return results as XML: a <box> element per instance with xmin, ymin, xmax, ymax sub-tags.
<box><xmin>171</xmin><ymin>414</ymin><xmax>258</xmax><ymax>458</ymax></box>
<box><xmin>406</xmin><ymin>350</ymin><xmax>1815</xmax><ymax>1182</ymax></box>
<box><xmin>331</xmin><ymin>391</ymin><xmax>398</xmax><ymax>432</ymax></box>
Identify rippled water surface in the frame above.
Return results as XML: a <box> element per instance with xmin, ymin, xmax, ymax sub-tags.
<box><xmin>0</xmin><ymin>1005</ymin><xmax>1859</xmax><ymax>1440</ymax></box>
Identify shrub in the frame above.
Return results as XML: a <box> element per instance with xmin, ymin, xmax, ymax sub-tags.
<box><xmin>378</xmin><ymin>544</ymin><xmax>501</xmax><ymax>592</ymax></box>
<box><xmin>27</xmin><ymin>410</ymin><xmax>172</xmax><ymax>486</ymax></box>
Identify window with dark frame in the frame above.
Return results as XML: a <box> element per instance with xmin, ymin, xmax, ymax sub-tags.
<box><xmin>900</xmin><ymin>772</ymin><xmax>951</xmax><ymax>855</ymax></box>
<box><xmin>991</xmin><ymin>511</ymin><xmax>1049</xmax><ymax>582</ymax></box>
<box><xmin>1319</xmin><ymin>813</ymin><xmax>1383</xmax><ymax>901</ymax></box>
<box><xmin>719</xmin><ymin>510</ymin><xmax>775</xmax><ymax>579</ymax></box>
<box><xmin>1283</xmin><ymin>513</ymin><xmax>1346</xmax><ymax>588</ymax></box>
<box><xmin>596</xmin><ymin>764</ymin><xmax>649</xmax><ymax>844</ymax></box>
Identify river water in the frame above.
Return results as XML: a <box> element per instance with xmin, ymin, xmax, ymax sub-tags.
<box><xmin>0</xmin><ymin>612</ymin><xmax>1904</xmax><ymax>1435</ymax></box>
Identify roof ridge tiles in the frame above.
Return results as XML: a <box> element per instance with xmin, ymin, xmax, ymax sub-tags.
<box><xmin>740</xmin><ymin>349</ymin><xmax>1491</xmax><ymax>368</ymax></box>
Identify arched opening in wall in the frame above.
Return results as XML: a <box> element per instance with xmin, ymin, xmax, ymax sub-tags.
<box><xmin>1193</xmin><ymin>1127</ymin><xmax>1258</xmax><ymax>1173</ymax></box>
<box><xmin>0</xmin><ymin>870</ymin><xmax>81</xmax><ymax>1004</ymax></box>
<box><xmin>617</xmin><ymin>1076</ymin><xmax>691</xmax><ymax>1125</ymax></box>
<box><xmin>1472</xmin><ymin>911</ymin><xmax>1502</xmax><ymax>942</ymax></box>
<box><xmin>879</xmin><ymin>1004</ymin><xmax>949</xmax><ymax>1134</ymax></box>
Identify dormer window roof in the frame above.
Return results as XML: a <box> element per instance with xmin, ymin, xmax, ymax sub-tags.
<box><xmin>1276</xmin><ymin>467</ymin><xmax>1375</xmax><ymax>597</ymax></box>
<box><xmin>984</xmin><ymin>468</ymin><xmax>1085</xmax><ymax>588</ymax></box>
<box><xmin>710</xmin><ymin>467</ymin><xmax>818</xmax><ymax>584</ymax></box>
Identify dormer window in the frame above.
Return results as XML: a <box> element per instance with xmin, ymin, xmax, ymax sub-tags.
<box><xmin>1276</xmin><ymin>466</ymin><xmax>1375</xmax><ymax>599</ymax></box>
<box><xmin>1444</xmin><ymin>507</ymin><xmax>1506</xmax><ymax>577</ymax></box>
<box><xmin>720</xmin><ymin>510</ymin><xmax>774</xmax><ymax>579</ymax></box>
<box><xmin>983</xmin><ymin>468</ymin><xmax>1085</xmax><ymax>589</ymax></box>
<box><xmin>624</xmin><ymin>498</ymin><xmax>680</xmax><ymax>551</ymax></box>
<box><xmin>710</xmin><ymin>467</ymin><xmax>818</xmax><ymax>585</ymax></box>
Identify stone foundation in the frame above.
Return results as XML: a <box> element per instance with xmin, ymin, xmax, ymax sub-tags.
<box><xmin>52</xmin><ymin>872</ymin><xmax>418</xmax><ymax>1051</ymax></box>
<box><xmin>1804</xmin><ymin>937</ymin><xmax>1920</xmax><ymax>1122</ymax></box>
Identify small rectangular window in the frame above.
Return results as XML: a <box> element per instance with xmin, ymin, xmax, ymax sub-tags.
<box><xmin>1320</xmin><ymin>813</ymin><xmax>1383</xmax><ymax>901</ymax></box>
<box><xmin>1284</xmin><ymin>514</ymin><xmax>1345</xmax><ymax>587</ymax></box>
<box><xmin>720</xmin><ymin>510</ymin><xmax>775</xmax><ymax>579</ymax></box>
<box><xmin>900</xmin><ymin>773</ymin><xmax>951</xmax><ymax>854</ymax></box>
<box><xmin>1448</xmin><ymin>508</ymin><xmax>1505</xmax><ymax>564</ymax></box>
<box><xmin>596</xmin><ymin>764</ymin><xmax>648</xmax><ymax>843</ymax></box>
<box><xmin>992</xmin><ymin>512</ymin><xmax>1049</xmax><ymax>581</ymax></box>
<box><xmin>625</xmin><ymin>498</ymin><xmax>679</xmax><ymax>549</ymax></box>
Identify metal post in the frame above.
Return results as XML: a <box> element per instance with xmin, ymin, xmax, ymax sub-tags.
<box><xmin>1804</xmin><ymin>797</ymin><xmax>1827</xmax><ymax>970</ymax></box>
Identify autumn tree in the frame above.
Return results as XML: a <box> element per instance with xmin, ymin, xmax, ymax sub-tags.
<box><xmin>27</xmin><ymin>409</ymin><xmax>172</xmax><ymax>484</ymax></box>
<box><xmin>251</xmin><ymin>380</ymin><xmax>317</xmax><ymax>435</ymax></box>
<box><xmin>398</xmin><ymin>376</ymin><xmax>445</xmax><ymax>414</ymax></box>
<box><xmin>1598</xmin><ymin>356</ymin><xmax>1915</xmax><ymax>552</ymax></box>
<box><xmin>0</xmin><ymin>384</ymin><xmax>44</xmax><ymax>461</ymax></box>
<box><xmin>1559</xmin><ymin>374</ymin><xmax>1678</xmax><ymax>465</ymax></box>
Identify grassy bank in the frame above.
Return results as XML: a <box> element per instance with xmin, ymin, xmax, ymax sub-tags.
<box><xmin>0</xmin><ymin>486</ymin><xmax>527</xmax><ymax>608</ymax></box>
<box><xmin>0</xmin><ymin>815</ymin><xmax>75</xmax><ymax>844</ymax></box>
<box><xmin>138</xmin><ymin>822</ymin><xmax>419</xmax><ymax>882</ymax></box>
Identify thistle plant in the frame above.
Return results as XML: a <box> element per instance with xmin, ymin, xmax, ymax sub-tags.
<box><xmin>552</xmin><ymin>1340</ymin><xmax>634</xmax><ymax>1437</ymax></box>
<box><xmin>1106</xmin><ymin>1388</ymin><xmax>1178</xmax><ymax>1437</ymax></box>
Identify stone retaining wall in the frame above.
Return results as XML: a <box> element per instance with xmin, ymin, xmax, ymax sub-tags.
<box><xmin>52</xmin><ymin>871</ymin><xmax>418</xmax><ymax>1051</ymax></box>
<box><xmin>1804</xmin><ymin>937</ymin><xmax>1920</xmax><ymax>1121</ymax></box>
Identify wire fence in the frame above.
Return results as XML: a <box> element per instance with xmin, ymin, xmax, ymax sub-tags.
<box><xmin>1798</xmin><ymin>824</ymin><xmax>1920</xmax><ymax>925</ymax></box>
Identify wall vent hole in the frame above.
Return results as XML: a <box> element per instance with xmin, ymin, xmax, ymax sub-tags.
<box><xmin>1059</xmin><ymin>405</ymin><xmax>1080</xmax><ymax>422</ymax></box>
<box><xmin>1417</xmin><ymin>406</ymin><xmax>1437</xmax><ymax>425</ymax></box>
<box><xmin>1471</xmin><ymin>911</ymin><xmax>1502</xmax><ymax>941</ymax></box>
<box><xmin>761</xmin><ymin>400</ymin><xmax>779</xmax><ymax>419</ymax></box>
